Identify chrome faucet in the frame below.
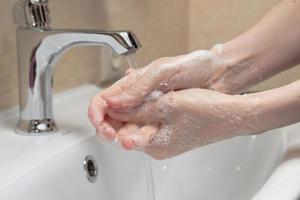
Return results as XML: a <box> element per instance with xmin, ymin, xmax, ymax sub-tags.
<box><xmin>13</xmin><ymin>0</ymin><xmax>141</xmax><ymax>135</ymax></box>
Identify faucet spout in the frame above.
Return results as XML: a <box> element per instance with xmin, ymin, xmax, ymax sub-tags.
<box><xmin>15</xmin><ymin>28</ymin><xmax>141</xmax><ymax>135</ymax></box>
<box><xmin>14</xmin><ymin>0</ymin><xmax>141</xmax><ymax>135</ymax></box>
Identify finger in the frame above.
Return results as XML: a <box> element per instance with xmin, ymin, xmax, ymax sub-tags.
<box><xmin>106</xmin><ymin>101</ymin><xmax>159</xmax><ymax>124</ymax></box>
<box><xmin>117</xmin><ymin>123</ymin><xmax>140</xmax><ymax>150</ymax></box>
<box><xmin>102</xmin><ymin>59</ymin><xmax>177</xmax><ymax>109</ymax></box>
<box><xmin>101</xmin><ymin>68</ymin><xmax>146</xmax><ymax>100</ymax></box>
<box><xmin>88</xmin><ymin>94</ymin><xmax>108</xmax><ymax>130</ymax></box>
<box><xmin>121</xmin><ymin>137</ymin><xmax>134</xmax><ymax>150</ymax></box>
<box><xmin>117</xmin><ymin>123</ymin><xmax>140</xmax><ymax>139</ymax></box>
<box><xmin>130</xmin><ymin>125</ymin><xmax>159</xmax><ymax>147</ymax></box>
<box><xmin>88</xmin><ymin>94</ymin><xmax>118</xmax><ymax>141</ymax></box>
<box><xmin>88</xmin><ymin>104</ymin><xmax>103</xmax><ymax>128</ymax></box>
<box><xmin>101</xmin><ymin>75</ymin><xmax>130</xmax><ymax>98</ymax></box>
<box><xmin>125</xmin><ymin>68</ymin><xmax>135</xmax><ymax>75</ymax></box>
<box><xmin>104</xmin><ymin>115</ymin><xmax>124</xmax><ymax>131</ymax></box>
<box><xmin>96</xmin><ymin>121</ymin><xmax>116</xmax><ymax>141</ymax></box>
<box><xmin>105</xmin><ymin>55</ymin><xmax>189</xmax><ymax>109</ymax></box>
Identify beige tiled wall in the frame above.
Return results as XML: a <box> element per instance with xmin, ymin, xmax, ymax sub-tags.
<box><xmin>188</xmin><ymin>0</ymin><xmax>300</xmax><ymax>91</ymax></box>
<box><xmin>0</xmin><ymin>0</ymin><xmax>189</xmax><ymax>110</ymax></box>
<box><xmin>0</xmin><ymin>0</ymin><xmax>18</xmax><ymax>110</ymax></box>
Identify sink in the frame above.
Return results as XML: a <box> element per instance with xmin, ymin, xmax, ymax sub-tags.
<box><xmin>0</xmin><ymin>85</ymin><xmax>297</xmax><ymax>200</ymax></box>
<box><xmin>0</xmin><ymin>86</ymin><xmax>148</xmax><ymax>200</ymax></box>
<box><xmin>151</xmin><ymin>131</ymin><xmax>283</xmax><ymax>200</ymax></box>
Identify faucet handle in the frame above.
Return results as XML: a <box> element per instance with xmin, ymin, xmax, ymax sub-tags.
<box><xmin>14</xmin><ymin>0</ymin><xmax>51</xmax><ymax>29</ymax></box>
<box><xmin>30</xmin><ymin>0</ymin><xmax>48</xmax><ymax>3</ymax></box>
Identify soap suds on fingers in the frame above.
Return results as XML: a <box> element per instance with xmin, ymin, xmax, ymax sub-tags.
<box><xmin>145</xmin><ymin>90</ymin><xmax>164</xmax><ymax>102</ymax></box>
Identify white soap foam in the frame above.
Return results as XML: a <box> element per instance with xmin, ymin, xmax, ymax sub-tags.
<box><xmin>145</xmin><ymin>90</ymin><xmax>164</xmax><ymax>102</ymax></box>
<box><xmin>151</xmin><ymin>126</ymin><xmax>172</xmax><ymax>146</ymax></box>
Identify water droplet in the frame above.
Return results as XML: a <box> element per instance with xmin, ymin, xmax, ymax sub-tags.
<box><xmin>162</xmin><ymin>165</ymin><xmax>168</xmax><ymax>170</ymax></box>
<box><xmin>160</xmin><ymin>82</ymin><xmax>169</xmax><ymax>87</ymax></box>
<box><xmin>126</xmin><ymin>53</ymin><xmax>138</xmax><ymax>69</ymax></box>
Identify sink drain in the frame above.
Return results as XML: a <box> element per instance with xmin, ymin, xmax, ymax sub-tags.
<box><xmin>83</xmin><ymin>156</ymin><xmax>98</xmax><ymax>183</ymax></box>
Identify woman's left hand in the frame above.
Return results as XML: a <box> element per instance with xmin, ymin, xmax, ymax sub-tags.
<box><xmin>89</xmin><ymin>88</ymin><xmax>262</xmax><ymax>160</ymax></box>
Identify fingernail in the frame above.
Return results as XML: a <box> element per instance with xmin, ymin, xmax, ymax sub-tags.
<box><xmin>121</xmin><ymin>138</ymin><xmax>134</xmax><ymax>150</ymax></box>
<box><xmin>104</xmin><ymin>132</ymin><xmax>115</xmax><ymax>141</ymax></box>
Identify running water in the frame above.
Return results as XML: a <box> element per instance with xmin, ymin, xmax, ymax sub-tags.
<box><xmin>126</xmin><ymin>53</ymin><xmax>139</xmax><ymax>70</ymax></box>
<box><xmin>126</xmin><ymin>53</ymin><xmax>156</xmax><ymax>200</ymax></box>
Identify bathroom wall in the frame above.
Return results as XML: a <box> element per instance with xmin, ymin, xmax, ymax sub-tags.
<box><xmin>188</xmin><ymin>0</ymin><xmax>300</xmax><ymax>91</ymax></box>
<box><xmin>1</xmin><ymin>0</ymin><xmax>299</xmax><ymax>110</ymax></box>
<box><xmin>0</xmin><ymin>0</ymin><xmax>189</xmax><ymax>110</ymax></box>
<box><xmin>0</xmin><ymin>0</ymin><xmax>18</xmax><ymax>110</ymax></box>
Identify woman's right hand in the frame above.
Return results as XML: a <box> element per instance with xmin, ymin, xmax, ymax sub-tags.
<box><xmin>101</xmin><ymin>47</ymin><xmax>227</xmax><ymax>109</ymax></box>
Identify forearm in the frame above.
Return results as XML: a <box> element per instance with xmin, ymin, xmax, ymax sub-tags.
<box><xmin>250</xmin><ymin>80</ymin><xmax>300</xmax><ymax>134</ymax></box>
<box><xmin>211</xmin><ymin>0</ymin><xmax>300</xmax><ymax>94</ymax></box>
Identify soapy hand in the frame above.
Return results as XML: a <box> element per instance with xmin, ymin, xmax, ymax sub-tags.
<box><xmin>89</xmin><ymin>88</ymin><xmax>262</xmax><ymax>160</ymax></box>
<box><xmin>101</xmin><ymin>46</ymin><xmax>227</xmax><ymax>110</ymax></box>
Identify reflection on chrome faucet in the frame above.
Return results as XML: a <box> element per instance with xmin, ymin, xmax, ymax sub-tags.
<box><xmin>13</xmin><ymin>0</ymin><xmax>141</xmax><ymax>135</ymax></box>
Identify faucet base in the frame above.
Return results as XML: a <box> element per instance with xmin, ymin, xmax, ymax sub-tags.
<box><xmin>16</xmin><ymin>119</ymin><xmax>57</xmax><ymax>135</ymax></box>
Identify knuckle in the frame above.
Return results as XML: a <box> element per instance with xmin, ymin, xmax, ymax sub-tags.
<box><xmin>150</xmin><ymin>57</ymin><xmax>176</xmax><ymax>74</ymax></box>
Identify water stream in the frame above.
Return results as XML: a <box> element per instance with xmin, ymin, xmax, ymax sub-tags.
<box><xmin>126</xmin><ymin>54</ymin><xmax>156</xmax><ymax>200</ymax></box>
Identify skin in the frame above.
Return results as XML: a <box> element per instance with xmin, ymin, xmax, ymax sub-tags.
<box><xmin>105</xmin><ymin>89</ymin><xmax>263</xmax><ymax>160</ymax></box>
<box><xmin>89</xmin><ymin>88</ymin><xmax>262</xmax><ymax>159</ymax></box>
<box><xmin>88</xmin><ymin>0</ymin><xmax>300</xmax><ymax>159</ymax></box>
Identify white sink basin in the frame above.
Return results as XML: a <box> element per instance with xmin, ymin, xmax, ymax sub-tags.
<box><xmin>0</xmin><ymin>85</ymin><xmax>298</xmax><ymax>200</ymax></box>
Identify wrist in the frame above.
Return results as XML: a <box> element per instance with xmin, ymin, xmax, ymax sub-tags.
<box><xmin>247</xmin><ymin>81</ymin><xmax>300</xmax><ymax>134</ymax></box>
<box><xmin>229</xmin><ymin>94</ymin><xmax>265</xmax><ymax>136</ymax></box>
<box><xmin>208</xmin><ymin>40</ymin><xmax>261</xmax><ymax>94</ymax></box>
